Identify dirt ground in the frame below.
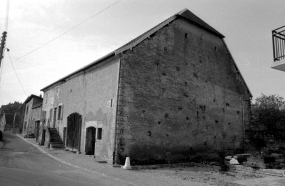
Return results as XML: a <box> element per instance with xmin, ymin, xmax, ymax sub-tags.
<box><xmin>141</xmin><ymin>166</ymin><xmax>266</xmax><ymax>186</ymax></box>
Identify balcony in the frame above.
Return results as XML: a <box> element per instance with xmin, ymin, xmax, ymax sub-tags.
<box><xmin>271</xmin><ymin>26</ymin><xmax>285</xmax><ymax>71</ymax></box>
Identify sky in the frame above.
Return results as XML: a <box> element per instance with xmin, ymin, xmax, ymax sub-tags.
<box><xmin>0</xmin><ymin>0</ymin><xmax>284</xmax><ymax>106</ymax></box>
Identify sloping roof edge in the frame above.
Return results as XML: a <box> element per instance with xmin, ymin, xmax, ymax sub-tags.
<box><xmin>41</xmin><ymin>52</ymin><xmax>115</xmax><ymax>91</ymax></box>
<box><xmin>222</xmin><ymin>39</ymin><xmax>253</xmax><ymax>98</ymax></box>
<box><xmin>24</xmin><ymin>94</ymin><xmax>43</xmax><ymax>104</ymax></box>
<box><xmin>41</xmin><ymin>8</ymin><xmax>224</xmax><ymax>91</ymax></box>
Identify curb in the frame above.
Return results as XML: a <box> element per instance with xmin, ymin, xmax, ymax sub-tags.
<box><xmin>16</xmin><ymin>134</ymin><xmax>137</xmax><ymax>186</ymax></box>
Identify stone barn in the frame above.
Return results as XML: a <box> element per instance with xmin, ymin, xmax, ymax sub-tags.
<box><xmin>40</xmin><ymin>9</ymin><xmax>252</xmax><ymax>165</ymax></box>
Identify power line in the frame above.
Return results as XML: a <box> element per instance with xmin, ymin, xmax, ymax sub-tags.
<box><xmin>6</xmin><ymin>49</ymin><xmax>27</xmax><ymax>97</ymax></box>
<box><xmin>3</xmin><ymin>0</ymin><xmax>121</xmax><ymax>66</ymax></box>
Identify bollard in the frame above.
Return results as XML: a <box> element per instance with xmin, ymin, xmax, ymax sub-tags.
<box><xmin>122</xmin><ymin>157</ymin><xmax>132</xmax><ymax>170</ymax></box>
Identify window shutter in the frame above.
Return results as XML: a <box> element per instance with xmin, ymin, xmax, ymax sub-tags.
<box><xmin>61</xmin><ymin>104</ymin><xmax>64</xmax><ymax>120</ymax></box>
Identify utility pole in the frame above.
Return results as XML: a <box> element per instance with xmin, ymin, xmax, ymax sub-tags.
<box><xmin>0</xmin><ymin>31</ymin><xmax>7</xmax><ymax>68</ymax></box>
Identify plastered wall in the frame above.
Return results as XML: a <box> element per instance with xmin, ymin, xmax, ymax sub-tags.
<box><xmin>42</xmin><ymin>56</ymin><xmax>120</xmax><ymax>163</ymax></box>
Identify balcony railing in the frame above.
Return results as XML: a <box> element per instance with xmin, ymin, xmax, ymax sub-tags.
<box><xmin>273</xmin><ymin>26</ymin><xmax>285</xmax><ymax>62</ymax></box>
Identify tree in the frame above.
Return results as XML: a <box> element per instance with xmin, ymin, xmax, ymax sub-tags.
<box><xmin>251</xmin><ymin>94</ymin><xmax>285</xmax><ymax>131</ymax></box>
<box><xmin>0</xmin><ymin>101</ymin><xmax>23</xmax><ymax>116</ymax></box>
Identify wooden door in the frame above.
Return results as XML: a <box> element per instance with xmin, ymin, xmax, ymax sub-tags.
<box><xmin>41</xmin><ymin>129</ymin><xmax>46</xmax><ymax>146</ymax></box>
<box><xmin>35</xmin><ymin>121</ymin><xmax>40</xmax><ymax>141</ymax></box>
<box><xmin>66</xmin><ymin>113</ymin><xmax>82</xmax><ymax>151</ymax></box>
<box><xmin>85</xmin><ymin>127</ymin><xmax>96</xmax><ymax>155</ymax></box>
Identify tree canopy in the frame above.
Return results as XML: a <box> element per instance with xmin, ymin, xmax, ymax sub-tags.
<box><xmin>0</xmin><ymin>101</ymin><xmax>23</xmax><ymax>116</ymax></box>
<box><xmin>251</xmin><ymin>94</ymin><xmax>285</xmax><ymax>131</ymax></box>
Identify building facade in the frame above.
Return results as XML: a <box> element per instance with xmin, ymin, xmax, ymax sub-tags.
<box><xmin>0</xmin><ymin>113</ymin><xmax>14</xmax><ymax>133</ymax></box>
<box><xmin>40</xmin><ymin>9</ymin><xmax>252</xmax><ymax>165</ymax></box>
<box><xmin>23</xmin><ymin>95</ymin><xmax>43</xmax><ymax>137</ymax></box>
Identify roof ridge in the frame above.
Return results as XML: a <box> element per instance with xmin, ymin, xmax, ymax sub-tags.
<box><xmin>41</xmin><ymin>8</ymin><xmax>224</xmax><ymax>91</ymax></box>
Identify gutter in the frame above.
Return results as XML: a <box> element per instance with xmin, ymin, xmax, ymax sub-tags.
<box><xmin>113</xmin><ymin>58</ymin><xmax>122</xmax><ymax>165</ymax></box>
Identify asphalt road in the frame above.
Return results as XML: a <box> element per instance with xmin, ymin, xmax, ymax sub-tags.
<box><xmin>0</xmin><ymin>133</ymin><xmax>127</xmax><ymax>186</ymax></box>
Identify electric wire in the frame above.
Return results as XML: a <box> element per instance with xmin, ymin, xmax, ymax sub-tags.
<box><xmin>6</xmin><ymin>49</ymin><xmax>27</xmax><ymax>96</ymax></box>
<box><xmin>3</xmin><ymin>0</ymin><xmax>121</xmax><ymax>66</ymax></box>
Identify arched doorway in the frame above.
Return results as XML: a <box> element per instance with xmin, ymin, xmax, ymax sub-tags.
<box><xmin>85</xmin><ymin>127</ymin><xmax>96</xmax><ymax>155</ymax></box>
<box><xmin>66</xmin><ymin>113</ymin><xmax>82</xmax><ymax>151</ymax></box>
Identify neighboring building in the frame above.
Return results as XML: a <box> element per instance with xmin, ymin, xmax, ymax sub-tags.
<box><xmin>271</xmin><ymin>26</ymin><xmax>285</xmax><ymax>71</ymax></box>
<box><xmin>0</xmin><ymin>113</ymin><xmax>14</xmax><ymax>133</ymax></box>
<box><xmin>22</xmin><ymin>95</ymin><xmax>43</xmax><ymax>136</ymax></box>
<box><xmin>32</xmin><ymin>103</ymin><xmax>43</xmax><ymax>141</ymax></box>
<box><xmin>40</xmin><ymin>9</ymin><xmax>252</xmax><ymax>165</ymax></box>
<box><xmin>11</xmin><ymin>111</ymin><xmax>24</xmax><ymax>134</ymax></box>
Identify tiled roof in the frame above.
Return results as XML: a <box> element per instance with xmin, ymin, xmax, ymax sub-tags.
<box><xmin>23</xmin><ymin>94</ymin><xmax>43</xmax><ymax>104</ymax></box>
<box><xmin>44</xmin><ymin>9</ymin><xmax>252</xmax><ymax>96</ymax></box>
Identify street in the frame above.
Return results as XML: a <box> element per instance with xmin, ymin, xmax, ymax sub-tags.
<box><xmin>0</xmin><ymin>133</ymin><xmax>129</xmax><ymax>186</ymax></box>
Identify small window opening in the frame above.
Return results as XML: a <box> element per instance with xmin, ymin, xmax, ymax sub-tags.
<box><xmin>175</xmin><ymin>66</ymin><xmax>180</xmax><ymax>72</ymax></box>
<box><xmin>97</xmin><ymin>128</ymin><xmax>102</xmax><ymax>140</ymax></box>
<box><xmin>111</xmin><ymin>99</ymin><xmax>113</xmax><ymax>107</ymax></box>
<box><xmin>196</xmin><ymin>111</ymin><xmax>199</xmax><ymax>118</ymax></box>
<box><xmin>185</xmin><ymin>33</ymin><xmax>188</xmax><ymax>38</ymax></box>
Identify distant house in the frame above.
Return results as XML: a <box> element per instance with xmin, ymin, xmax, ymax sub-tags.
<box><xmin>22</xmin><ymin>95</ymin><xmax>43</xmax><ymax>137</ymax></box>
<box><xmin>40</xmin><ymin>9</ymin><xmax>252</xmax><ymax>165</ymax></box>
<box><xmin>32</xmin><ymin>103</ymin><xmax>42</xmax><ymax>141</ymax></box>
<box><xmin>0</xmin><ymin>113</ymin><xmax>14</xmax><ymax>133</ymax></box>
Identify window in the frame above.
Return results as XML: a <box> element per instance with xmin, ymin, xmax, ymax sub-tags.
<box><xmin>97</xmin><ymin>128</ymin><xmax>102</xmax><ymax>140</ymax></box>
<box><xmin>26</xmin><ymin>106</ymin><xmax>29</xmax><ymax>115</ymax></box>
<box><xmin>58</xmin><ymin>105</ymin><xmax>62</xmax><ymax>120</ymax></box>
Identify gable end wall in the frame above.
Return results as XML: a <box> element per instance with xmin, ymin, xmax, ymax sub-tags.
<box><xmin>116</xmin><ymin>18</ymin><xmax>251</xmax><ymax>164</ymax></box>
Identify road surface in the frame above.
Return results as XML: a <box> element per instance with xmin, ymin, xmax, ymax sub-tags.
<box><xmin>0</xmin><ymin>133</ymin><xmax>128</xmax><ymax>186</ymax></box>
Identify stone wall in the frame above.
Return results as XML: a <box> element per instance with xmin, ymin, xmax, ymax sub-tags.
<box><xmin>116</xmin><ymin>18</ymin><xmax>251</xmax><ymax>165</ymax></box>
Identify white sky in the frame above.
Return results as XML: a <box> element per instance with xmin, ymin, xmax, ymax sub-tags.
<box><xmin>0</xmin><ymin>0</ymin><xmax>284</xmax><ymax>106</ymax></box>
